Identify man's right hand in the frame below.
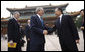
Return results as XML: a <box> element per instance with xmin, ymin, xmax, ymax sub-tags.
<box><xmin>76</xmin><ymin>39</ymin><xmax>80</xmax><ymax>44</ymax></box>
<box><xmin>43</xmin><ymin>30</ymin><xmax>48</xmax><ymax>35</ymax></box>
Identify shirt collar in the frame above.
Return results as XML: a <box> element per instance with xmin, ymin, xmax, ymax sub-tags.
<box><xmin>59</xmin><ymin>14</ymin><xmax>63</xmax><ymax>19</ymax></box>
<box><xmin>59</xmin><ymin>14</ymin><xmax>63</xmax><ymax>23</ymax></box>
<box><xmin>28</xmin><ymin>24</ymin><xmax>30</xmax><ymax>26</ymax></box>
<box><xmin>13</xmin><ymin>17</ymin><xmax>17</xmax><ymax>21</ymax></box>
<box><xmin>37</xmin><ymin>14</ymin><xmax>41</xmax><ymax>19</ymax></box>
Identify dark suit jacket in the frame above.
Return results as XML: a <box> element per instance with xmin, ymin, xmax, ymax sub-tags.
<box><xmin>30</xmin><ymin>15</ymin><xmax>47</xmax><ymax>45</ymax></box>
<box><xmin>48</xmin><ymin>15</ymin><xmax>80</xmax><ymax>44</ymax></box>
<box><xmin>82</xmin><ymin>23</ymin><xmax>84</xmax><ymax>27</ymax></box>
<box><xmin>25</xmin><ymin>24</ymin><xmax>31</xmax><ymax>40</ymax></box>
<box><xmin>8</xmin><ymin>18</ymin><xmax>21</xmax><ymax>43</ymax></box>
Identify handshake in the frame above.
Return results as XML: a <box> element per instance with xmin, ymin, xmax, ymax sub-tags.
<box><xmin>43</xmin><ymin>30</ymin><xmax>48</xmax><ymax>35</ymax></box>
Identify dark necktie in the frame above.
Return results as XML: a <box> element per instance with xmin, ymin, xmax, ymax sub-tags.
<box><xmin>57</xmin><ymin>17</ymin><xmax>61</xmax><ymax>35</ymax></box>
<box><xmin>58</xmin><ymin>17</ymin><xmax>61</xmax><ymax>25</ymax></box>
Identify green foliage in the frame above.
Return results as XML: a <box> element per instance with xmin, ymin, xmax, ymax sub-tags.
<box><xmin>75</xmin><ymin>16</ymin><xmax>83</xmax><ymax>28</ymax></box>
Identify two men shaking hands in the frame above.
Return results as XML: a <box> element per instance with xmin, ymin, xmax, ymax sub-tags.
<box><xmin>30</xmin><ymin>7</ymin><xmax>80</xmax><ymax>51</ymax></box>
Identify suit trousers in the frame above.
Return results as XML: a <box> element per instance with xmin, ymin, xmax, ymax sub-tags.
<box><xmin>30</xmin><ymin>43</ymin><xmax>45</xmax><ymax>51</ymax></box>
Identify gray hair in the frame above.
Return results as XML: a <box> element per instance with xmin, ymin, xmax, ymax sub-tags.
<box><xmin>13</xmin><ymin>11</ymin><xmax>20</xmax><ymax>15</ymax></box>
<box><xmin>35</xmin><ymin>7</ymin><xmax>44</xmax><ymax>13</ymax></box>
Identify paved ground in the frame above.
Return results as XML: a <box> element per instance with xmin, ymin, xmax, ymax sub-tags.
<box><xmin>1</xmin><ymin>31</ymin><xmax>84</xmax><ymax>51</ymax></box>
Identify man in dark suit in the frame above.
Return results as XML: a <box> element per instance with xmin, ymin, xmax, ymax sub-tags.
<box><xmin>8</xmin><ymin>11</ymin><xmax>22</xmax><ymax>51</ymax></box>
<box><xmin>30</xmin><ymin>7</ymin><xmax>48</xmax><ymax>51</ymax></box>
<box><xmin>80</xmin><ymin>9</ymin><xmax>84</xmax><ymax>39</ymax></box>
<box><xmin>48</xmin><ymin>8</ymin><xmax>80</xmax><ymax>51</ymax></box>
<box><xmin>24</xmin><ymin>20</ymin><xmax>31</xmax><ymax>51</ymax></box>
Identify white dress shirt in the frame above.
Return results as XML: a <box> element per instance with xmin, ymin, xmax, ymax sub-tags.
<box><xmin>59</xmin><ymin>14</ymin><xmax>63</xmax><ymax>24</ymax></box>
<box><xmin>37</xmin><ymin>14</ymin><xmax>42</xmax><ymax>20</ymax></box>
<box><xmin>13</xmin><ymin>17</ymin><xmax>17</xmax><ymax>21</ymax></box>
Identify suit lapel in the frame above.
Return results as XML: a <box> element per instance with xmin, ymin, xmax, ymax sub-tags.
<box><xmin>55</xmin><ymin>19</ymin><xmax>60</xmax><ymax>29</ymax></box>
<box><xmin>28</xmin><ymin>25</ymin><xmax>31</xmax><ymax>29</ymax></box>
<box><xmin>13</xmin><ymin>18</ymin><xmax>20</xmax><ymax>29</ymax></box>
<box><xmin>61</xmin><ymin>15</ymin><xmax>64</xmax><ymax>27</ymax></box>
<box><xmin>36</xmin><ymin>15</ymin><xmax>43</xmax><ymax>27</ymax></box>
